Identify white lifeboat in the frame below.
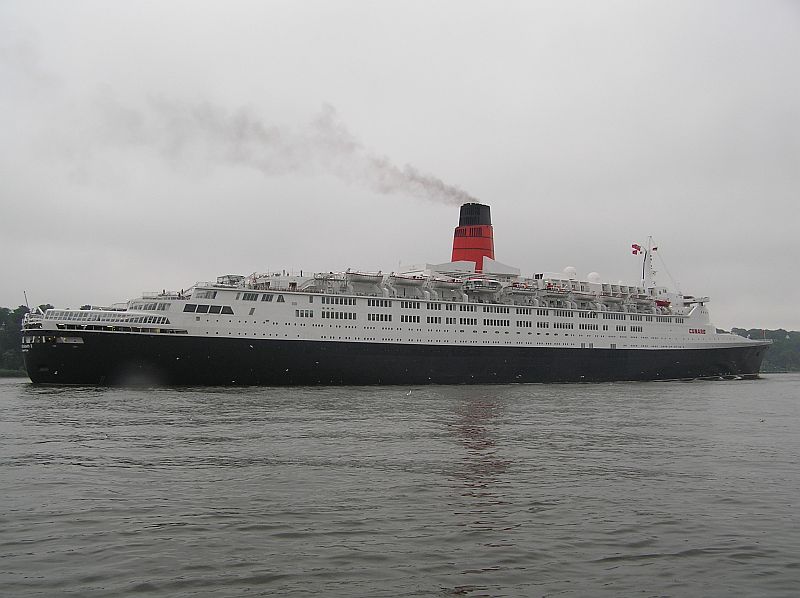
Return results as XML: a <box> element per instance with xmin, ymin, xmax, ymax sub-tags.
<box><xmin>389</xmin><ymin>273</ymin><xmax>427</xmax><ymax>286</ymax></box>
<box><xmin>430</xmin><ymin>277</ymin><xmax>462</xmax><ymax>290</ymax></box>
<box><xmin>346</xmin><ymin>270</ymin><xmax>384</xmax><ymax>284</ymax></box>
<box><xmin>463</xmin><ymin>277</ymin><xmax>502</xmax><ymax>293</ymax></box>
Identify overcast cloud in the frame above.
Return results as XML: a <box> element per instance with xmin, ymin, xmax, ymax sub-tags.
<box><xmin>1</xmin><ymin>1</ymin><xmax>798</xmax><ymax>330</ymax></box>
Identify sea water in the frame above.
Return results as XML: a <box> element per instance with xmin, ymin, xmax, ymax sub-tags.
<box><xmin>1</xmin><ymin>375</ymin><xmax>799</xmax><ymax>596</ymax></box>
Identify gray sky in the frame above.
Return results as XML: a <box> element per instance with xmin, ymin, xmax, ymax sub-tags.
<box><xmin>2</xmin><ymin>1</ymin><xmax>798</xmax><ymax>330</ymax></box>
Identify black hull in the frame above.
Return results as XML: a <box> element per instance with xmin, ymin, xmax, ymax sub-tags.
<box><xmin>23</xmin><ymin>330</ymin><xmax>769</xmax><ymax>386</ymax></box>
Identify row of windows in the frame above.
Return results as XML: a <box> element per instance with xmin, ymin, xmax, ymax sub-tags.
<box><xmin>427</xmin><ymin>316</ymin><xmax>441</xmax><ymax>323</ymax></box>
<box><xmin>603</xmin><ymin>313</ymin><xmax>626</xmax><ymax>320</ymax></box>
<box><xmin>184</xmin><ymin>304</ymin><xmax>235</xmax><ymax>315</ymax></box>
<box><xmin>517</xmin><ymin>321</ymin><xmax>532</xmax><ymax>328</ymax></box>
<box><xmin>367</xmin><ymin>314</ymin><xmax>393</xmax><ymax>321</ymax></box>
<box><xmin>483</xmin><ymin>306</ymin><xmax>510</xmax><ymax>314</ymax></box>
<box><xmin>130</xmin><ymin>302</ymin><xmax>171</xmax><ymax>311</ymax></box>
<box><xmin>554</xmin><ymin>322</ymin><xmax>574</xmax><ymax>329</ymax></box>
<box><xmin>426</xmin><ymin>303</ymin><xmax>442</xmax><ymax>310</ymax></box>
<box><xmin>56</xmin><ymin>324</ymin><xmax>186</xmax><ymax>334</ymax></box>
<box><xmin>295</xmin><ymin>310</ymin><xmax>314</xmax><ymax>318</ymax></box>
<box><xmin>516</xmin><ymin>308</ymin><xmax>532</xmax><ymax>315</ymax></box>
<box><xmin>578</xmin><ymin>311</ymin><xmax>598</xmax><ymax>319</ymax></box>
<box><xmin>616</xmin><ymin>325</ymin><xmax>627</xmax><ymax>331</ymax></box>
<box><xmin>367</xmin><ymin>299</ymin><xmax>392</xmax><ymax>307</ymax></box>
<box><xmin>553</xmin><ymin>309</ymin><xmax>574</xmax><ymax>318</ymax></box>
<box><xmin>46</xmin><ymin>311</ymin><xmax>171</xmax><ymax>325</ymax></box>
<box><xmin>484</xmin><ymin>319</ymin><xmax>510</xmax><ymax>327</ymax></box>
<box><xmin>460</xmin><ymin>318</ymin><xmax>478</xmax><ymax>325</ymax></box>
<box><xmin>400</xmin><ymin>315</ymin><xmax>421</xmax><ymax>323</ymax></box>
<box><xmin>194</xmin><ymin>290</ymin><xmax>217</xmax><ymax>299</ymax></box>
<box><xmin>537</xmin><ymin>322</ymin><xmax>550</xmax><ymax>328</ymax></box>
<box><xmin>460</xmin><ymin>305</ymin><xmax>477</xmax><ymax>312</ymax></box>
<box><xmin>242</xmin><ymin>292</ymin><xmax>259</xmax><ymax>301</ymax></box>
<box><xmin>323</xmin><ymin>296</ymin><xmax>356</xmax><ymax>305</ymax></box>
<box><xmin>579</xmin><ymin>323</ymin><xmax>599</xmax><ymax>330</ymax></box>
<box><xmin>400</xmin><ymin>301</ymin><xmax>421</xmax><ymax>309</ymax></box>
<box><xmin>321</xmin><ymin>311</ymin><xmax>356</xmax><ymax>319</ymax></box>
<box><xmin>631</xmin><ymin>326</ymin><xmax>643</xmax><ymax>332</ymax></box>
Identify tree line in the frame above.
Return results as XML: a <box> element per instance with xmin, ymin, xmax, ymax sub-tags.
<box><xmin>1</xmin><ymin>304</ymin><xmax>799</xmax><ymax>374</ymax></box>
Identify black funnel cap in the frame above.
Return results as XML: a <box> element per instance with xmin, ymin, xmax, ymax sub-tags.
<box><xmin>458</xmin><ymin>203</ymin><xmax>492</xmax><ymax>226</ymax></box>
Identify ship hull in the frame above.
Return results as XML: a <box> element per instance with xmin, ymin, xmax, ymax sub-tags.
<box><xmin>23</xmin><ymin>330</ymin><xmax>769</xmax><ymax>386</ymax></box>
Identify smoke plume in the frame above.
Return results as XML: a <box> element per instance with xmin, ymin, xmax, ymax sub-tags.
<box><xmin>95</xmin><ymin>98</ymin><xmax>478</xmax><ymax>205</ymax></box>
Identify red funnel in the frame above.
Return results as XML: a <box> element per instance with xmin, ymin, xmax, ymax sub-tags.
<box><xmin>451</xmin><ymin>203</ymin><xmax>494</xmax><ymax>272</ymax></box>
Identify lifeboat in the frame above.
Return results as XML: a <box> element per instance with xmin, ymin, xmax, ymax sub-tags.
<box><xmin>463</xmin><ymin>278</ymin><xmax>502</xmax><ymax>293</ymax></box>
<box><xmin>507</xmin><ymin>282</ymin><xmax>536</xmax><ymax>294</ymax></box>
<box><xmin>655</xmin><ymin>299</ymin><xmax>671</xmax><ymax>307</ymax></box>
<box><xmin>430</xmin><ymin>277</ymin><xmax>462</xmax><ymax>290</ymax></box>
<box><xmin>346</xmin><ymin>270</ymin><xmax>384</xmax><ymax>284</ymax></box>
<box><xmin>389</xmin><ymin>273</ymin><xmax>427</xmax><ymax>286</ymax></box>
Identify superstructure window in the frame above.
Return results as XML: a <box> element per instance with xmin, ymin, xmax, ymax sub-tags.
<box><xmin>184</xmin><ymin>304</ymin><xmax>197</xmax><ymax>313</ymax></box>
<box><xmin>196</xmin><ymin>305</ymin><xmax>209</xmax><ymax>314</ymax></box>
<box><xmin>367</xmin><ymin>299</ymin><xmax>391</xmax><ymax>307</ymax></box>
<box><xmin>221</xmin><ymin>306</ymin><xmax>234</xmax><ymax>315</ymax></box>
<box><xmin>322</xmin><ymin>296</ymin><xmax>356</xmax><ymax>305</ymax></box>
<box><xmin>367</xmin><ymin>314</ymin><xmax>392</xmax><ymax>322</ymax></box>
<box><xmin>209</xmin><ymin>305</ymin><xmax>222</xmax><ymax>314</ymax></box>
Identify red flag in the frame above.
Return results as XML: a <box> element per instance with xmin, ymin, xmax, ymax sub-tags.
<box><xmin>631</xmin><ymin>243</ymin><xmax>642</xmax><ymax>255</ymax></box>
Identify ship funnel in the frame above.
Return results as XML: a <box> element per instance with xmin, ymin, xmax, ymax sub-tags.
<box><xmin>451</xmin><ymin>203</ymin><xmax>495</xmax><ymax>272</ymax></box>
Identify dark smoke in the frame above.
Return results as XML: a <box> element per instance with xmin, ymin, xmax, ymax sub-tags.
<box><xmin>96</xmin><ymin>98</ymin><xmax>478</xmax><ymax>205</ymax></box>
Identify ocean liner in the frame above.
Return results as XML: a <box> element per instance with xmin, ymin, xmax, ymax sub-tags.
<box><xmin>22</xmin><ymin>203</ymin><xmax>768</xmax><ymax>385</ymax></box>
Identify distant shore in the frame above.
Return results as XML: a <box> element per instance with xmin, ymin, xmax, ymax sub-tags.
<box><xmin>0</xmin><ymin>369</ymin><xmax>27</xmax><ymax>378</ymax></box>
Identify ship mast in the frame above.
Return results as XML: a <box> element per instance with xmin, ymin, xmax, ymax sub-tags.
<box><xmin>642</xmin><ymin>236</ymin><xmax>657</xmax><ymax>289</ymax></box>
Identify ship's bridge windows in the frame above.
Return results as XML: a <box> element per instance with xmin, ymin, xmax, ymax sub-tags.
<box><xmin>242</xmin><ymin>292</ymin><xmax>259</xmax><ymax>301</ymax></box>
<box><xmin>184</xmin><ymin>303</ymin><xmax>234</xmax><ymax>314</ymax></box>
<box><xmin>261</xmin><ymin>294</ymin><xmax>274</xmax><ymax>302</ymax></box>
<box><xmin>195</xmin><ymin>290</ymin><xmax>217</xmax><ymax>299</ymax></box>
<box><xmin>277</xmin><ymin>295</ymin><xmax>285</xmax><ymax>303</ymax></box>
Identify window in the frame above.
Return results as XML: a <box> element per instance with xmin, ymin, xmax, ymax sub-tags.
<box><xmin>183</xmin><ymin>304</ymin><xmax>197</xmax><ymax>313</ymax></box>
<box><xmin>368</xmin><ymin>299</ymin><xmax>391</xmax><ymax>307</ymax></box>
<box><xmin>261</xmin><ymin>294</ymin><xmax>274</xmax><ymax>302</ymax></box>
<box><xmin>196</xmin><ymin>305</ymin><xmax>209</xmax><ymax>314</ymax></box>
<box><xmin>209</xmin><ymin>305</ymin><xmax>222</xmax><ymax>314</ymax></box>
<box><xmin>222</xmin><ymin>306</ymin><xmax>234</xmax><ymax>315</ymax></box>
<box><xmin>242</xmin><ymin>292</ymin><xmax>258</xmax><ymax>301</ymax></box>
